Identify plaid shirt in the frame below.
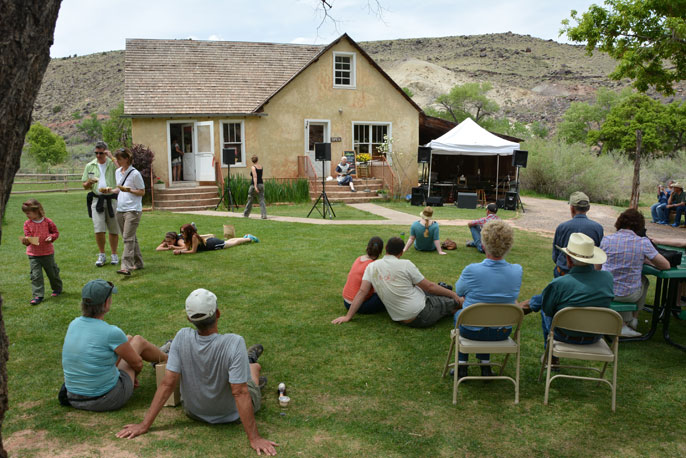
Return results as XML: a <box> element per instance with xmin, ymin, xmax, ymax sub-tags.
<box><xmin>470</xmin><ymin>213</ymin><xmax>498</xmax><ymax>227</ymax></box>
<box><xmin>601</xmin><ymin>229</ymin><xmax>658</xmax><ymax>297</ymax></box>
<box><xmin>23</xmin><ymin>217</ymin><xmax>59</xmax><ymax>257</ymax></box>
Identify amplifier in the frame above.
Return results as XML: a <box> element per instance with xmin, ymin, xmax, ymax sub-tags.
<box><xmin>456</xmin><ymin>192</ymin><xmax>477</xmax><ymax>209</ymax></box>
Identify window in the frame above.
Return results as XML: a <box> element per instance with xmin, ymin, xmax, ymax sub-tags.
<box><xmin>353</xmin><ymin>123</ymin><xmax>390</xmax><ymax>157</ymax></box>
<box><xmin>220</xmin><ymin>121</ymin><xmax>245</xmax><ymax>167</ymax></box>
<box><xmin>333</xmin><ymin>52</ymin><xmax>356</xmax><ymax>88</ymax></box>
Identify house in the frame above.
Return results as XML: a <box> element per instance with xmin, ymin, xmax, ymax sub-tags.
<box><xmin>125</xmin><ymin>34</ymin><xmax>421</xmax><ymax>196</ymax></box>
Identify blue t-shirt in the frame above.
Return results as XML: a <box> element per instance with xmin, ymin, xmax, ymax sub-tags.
<box><xmin>454</xmin><ymin>258</ymin><xmax>523</xmax><ymax>326</ymax></box>
<box><xmin>62</xmin><ymin>316</ymin><xmax>128</xmax><ymax>397</ymax></box>
<box><xmin>410</xmin><ymin>220</ymin><xmax>439</xmax><ymax>251</ymax></box>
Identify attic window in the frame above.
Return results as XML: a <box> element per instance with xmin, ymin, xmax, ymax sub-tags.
<box><xmin>333</xmin><ymin>52</ymin><xmax>356</xmax><ymax>88</ymax></box>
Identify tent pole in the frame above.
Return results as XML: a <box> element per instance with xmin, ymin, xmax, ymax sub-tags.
<box><xmin>495</xmin><ymin>155</ymin><xmax>500</xmax><ymax>203</ymax></box>
<box><xmin>427</xmin><ymin>152</ymin><xmax>433</xmax><ymax>197</ymax></box>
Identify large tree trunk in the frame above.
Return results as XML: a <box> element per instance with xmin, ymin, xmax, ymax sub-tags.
<box><xmin>0</xmin><ymin>1</ymin><xmax>62</xmax><ymax>455</ymax></box>
<box><xmin>629</xmin><ymin>129</ymin><xmax>643</xmax><ymax>210</ymax></box>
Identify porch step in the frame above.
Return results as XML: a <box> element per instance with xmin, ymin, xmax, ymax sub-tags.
<box><xmin>155</xmin><ymin>197</ymin><xmax>221</xmax><ymax>208</ymax></box>
<box><xmin>154</xmin><ymin>185</ymin><xmax>220</xmax><ymax>211</ymax></box>
<box><xmin>308</xmin><ymin>177</ymin><xmax>386</xmax><ymax>203</ymax></box>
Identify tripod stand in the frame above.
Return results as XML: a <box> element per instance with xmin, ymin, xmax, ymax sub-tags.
<box><xmin>215</xmin><ymin>164</ymin><xmax>236</xmax><ymax>211</ymax></box>
<box><xmin>513</xmin><ymin>166</ymin><xmax>525</xmax><ymax>213</ymax></box>
<box><xmin>307</xmin><ymin>160</ymin><xmax>336</xmax><ymax>219</ymax></box>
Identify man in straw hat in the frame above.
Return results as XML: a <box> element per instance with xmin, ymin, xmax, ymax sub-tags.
<box><xmin>117</xmin><ymin>288</ymin><xmax>278</xmax><ymax>456</ymax></box>
<box><xmin>519</xmin><ymin>233</ymin><xmax>614</xmax><ymax>349</ymax></box>
<box><xmin>663</xmin><ymin>182</ymin><xmax>685</xmax><ymax>227</ymax></box>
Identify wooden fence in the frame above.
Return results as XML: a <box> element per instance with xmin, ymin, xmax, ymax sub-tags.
<box><xmin>11</xmin><ymin>173</ymin><xmax>84</xmax><ymax>194</ymax></box>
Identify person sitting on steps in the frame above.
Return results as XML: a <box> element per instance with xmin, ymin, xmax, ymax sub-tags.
<box><xmin>335</xmin><ymin>156</ymin><xmax>356</xmax><ymax>192</ymax></box>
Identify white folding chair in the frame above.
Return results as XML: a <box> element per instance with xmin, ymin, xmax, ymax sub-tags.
<box><xmin>538</xmin><ymin>307</ymin><xmax>623</xmax><ymax>412</ymax></box>
<box><xmin>442</xmin><ymin>303</ymin><xmax>524</xmax><ymax>404</ymax></box>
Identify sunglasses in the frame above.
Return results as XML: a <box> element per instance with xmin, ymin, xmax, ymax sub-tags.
<box><xmin>95</xmin><ymin>152</ymin><xmax>106</xmax><ymax>155</ymax></box>
<box><xmin>106</xmin><ymin>281</ymin><xmax>115</xmax><ymax>299</ymax></box>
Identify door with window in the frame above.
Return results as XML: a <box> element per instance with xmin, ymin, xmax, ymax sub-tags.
<box><xmin>305</xmin><ymin>120</ymin><xmax>330</xmax><ymax>177</ymax></box>
<box><xmin>181</xmin><ymin>123</ymin><xmax>195</xmax><ymax>181</ymax></box>
<box><xmin>194</xmin><ymin>121</ymin><xmax>215</xmax><ymax>181</ymax></box>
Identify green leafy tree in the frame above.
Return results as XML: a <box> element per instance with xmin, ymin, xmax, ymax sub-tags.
<box><xmin>664</xmin><ymin>101</ymin><xmax>686</xmax><ymax>152</ymax></box>
<box><xmin>430</xmin><ymin>82</ymin><xmax>499</xmax><ymax>124</ymax></box>
<box><xmin>101</xmin><ymin>102</ymin><xmax>132</xmax><ymax>150</ymax></box>
<box><xmin>402</xmin><ymin>87</ymin><xmax>414</xmax><ymax>98</ymax></box>
<box><xmin>562</xmin><ymin>0</ymin><xmax>686</xmax><ymax>95</ymax></box>
<box><xmin>592</xmin><ymin>93</ymin><xmax>670</xmax><ymax>208</ymax></box>
<box><xmin>76</xmin><ymin>113</ymin><xmax>102</xmax><ymax>141</ymax></box>
<box><xmin>557</xmin><ymin>87</ymin><xmax>632</xmax><ymax>144</ymax></box>
<box><xmin>24</xmin><ymin>122</ymin><xmax>68</xmax><ymax>167</ymax></box>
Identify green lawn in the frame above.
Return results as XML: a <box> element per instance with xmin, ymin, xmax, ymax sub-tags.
<box><xmin>263</xmin><ymin>202</ymin><xmax>383</xmax><ymax>220</ymax></box>
<box><xmin>374</xmin><ymin>200</ymin><xmax>518</xmax><ymax>220</ymax></box>
<box><xmin>2</xmin><ymin>192</ymin><xmax>686</xmax><ymax>456</ymax></box>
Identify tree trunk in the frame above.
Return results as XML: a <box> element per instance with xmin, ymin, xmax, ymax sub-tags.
<box><xmin>630</xmin><ymin>129</ymin><xmax>642</xmax><ymax>210</ymax></box>
<box><xmin>0</xmin><ymin>1</ymin><xmax>62</xmax><ymax>455</ymax></box>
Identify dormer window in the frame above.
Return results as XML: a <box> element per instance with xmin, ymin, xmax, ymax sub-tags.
<box><xmin>333</xmin><ymin>52</ymin><xmax>356</xmax><ymax>89</ymax></box>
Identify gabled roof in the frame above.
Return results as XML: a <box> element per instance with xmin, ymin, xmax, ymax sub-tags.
<box><xmin>125</xmin><ymin>39</ymin><xmax>324</xmax><ymax>116</ymax></box>
<box><xmin>125</xmin><ymin>34</ymin><xmax>421</xmax><ymax>117</ymax></box>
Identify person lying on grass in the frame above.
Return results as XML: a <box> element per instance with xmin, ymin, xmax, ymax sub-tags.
<box><xmin>173</xmin><ymin>223</ymin><xmax>258</xmax><ymax>255</ymax></box>
<box><xmin>332</xmin><ymin>236</ymin><xmax>462</xmax><ymax>327</ymax></box>
<box><xmin>60</xmin><ymin>279</ymin><xmax>169</xmax><ymax>412</ymax></box>
<box><xmin>116</xmin><ymin>288</ymin><xmax>278</xmax><ymax>456</ymax></box>
<box><xmin>156</xmin><ymin>231</ymin><xmax>185</xmax><ymax>251</ymax></box>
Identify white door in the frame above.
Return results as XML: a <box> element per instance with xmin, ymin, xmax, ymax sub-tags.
<box><xmin>182</xmin><ymin>123</ymin><xmax>195</xmax><ymax>181</ymax></box>
<box><xmin>305</xmin><ymin>120</ymin><xmax>330</xmax><ymax>177</ymax></box>
<box><xmin>195</xmin><ymin>121</ymin><xmax>215</xmax><ymax>181</ymax></box>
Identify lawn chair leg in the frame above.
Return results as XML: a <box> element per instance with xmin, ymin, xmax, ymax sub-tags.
<box><xmin>500</xmin><ymin>353</ymin><xmax>510</xmax><ymax>376</ymax></box>
<box><xmin>442</xmin><ymin>335</ymin><xmax>455</xmax><ymax>378</ymax></box>
<box><xmin>514</xmin><ymin>348</ymin><xmax>520</xmax><ymax>404</ymax></box>
<box><xmin>452</xmin><ymin>342</ymin><xmax>460</xmax><ymax>404</ymax></box>
<box><xmin>543</xmin><ymin>338</ymin><xmax>554</xmax><ymax>406</ymax></box>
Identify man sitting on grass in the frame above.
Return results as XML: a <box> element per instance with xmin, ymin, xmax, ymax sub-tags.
<box><xmin>519</xmin><ymin>233</ymin><xmax>614</xmax><ymax>365</ymax></box>
<box><xmin>466</xmin><ymin>203</ymin><xmax>498</xmax><ymax>253</ymax></box>
<box><xmin>332</xmin><ymin>236</ymin><xmax>462</xmax><ymax>327</ymax></box>
<box><xmin>117</xmin><ymin>288</ymin><xmax>278</xmax><ymax>456</ymax></box>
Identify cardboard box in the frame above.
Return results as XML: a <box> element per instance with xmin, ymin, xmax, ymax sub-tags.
<box><xmin>155</xmin><ymin>363</ymin><xmax>181</xmax><ymax>407</ymax></box>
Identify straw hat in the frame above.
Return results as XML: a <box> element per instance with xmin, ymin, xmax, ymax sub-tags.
<box><xmin>555</xmin><ymin>233</ymin><xmax>607</xmax><ymax>265</ymax></box>
<box><xmin>419</xmin><ymin>207</ymin><xmax>433</xmax><ymax>220</ymax></box>
<box><xmin>672</xmin><ymin>182</ymin><xmax>683</xmax><ymax>190</ymax></box>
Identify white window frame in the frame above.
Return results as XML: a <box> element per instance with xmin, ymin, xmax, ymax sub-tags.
<box><xmin>352</xmin><ymin>122</ymin><xmax>392</xmax><ymax>157</ymax></box>
<box><xmin>219</xmin><ymin>120</ymin><xmax>246</xmax><ymax>168</ymax></box>
<box><xmin>333</xmin><ymin>52</ymin><xmax>356</xmax><ymax>89</ymax></box>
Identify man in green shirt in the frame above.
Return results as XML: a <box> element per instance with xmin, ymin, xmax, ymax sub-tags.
<box><xmin>81</xmin><ymin>141</ymin><xmax>120</xmax><ymax>267</ymax></box>
<box><xmin>666</xmin><ymin>183</ymin><xmax>686</xmax><ymax>227</ymax></box>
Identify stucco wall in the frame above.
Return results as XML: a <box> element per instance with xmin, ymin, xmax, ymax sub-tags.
<box><xmin>130</xmin><ymin>37</ymin><xmax>419</xmax><ymax>193</ymax></box>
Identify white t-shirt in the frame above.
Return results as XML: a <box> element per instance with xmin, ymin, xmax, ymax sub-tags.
<box><xmin>97</xmin><ymin>163</ymin><xmax>108</xmax><ymax>191</ymax></box>
<box><xmin>362</xmin><ymin>255</ymin><xmax>426</xmax><ymax>321</ymax></box>
<box><xmin>115</xmin><ymin>166</ymin><xmax>145</xmax><ymax>212</ymax></box>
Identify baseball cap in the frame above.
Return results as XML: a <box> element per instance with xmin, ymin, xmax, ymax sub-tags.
<box><xmin>569</xmin><ymin>191</ymin><xmax>590</xmax><ymax>208</ymax></box>
<box><xmin>487</xmin><ymin>202</ymin><xmax>498</xmax><ymax>213</ymax></box>
<box><xmin>82</xmin><ymin>279</ymin><xmax>117</xmax><ymax>305</ymax></box>
<box><xmin>185</xmin><ymin>288</ymin><xmax>217</xmax><ymax>321</ymax></box>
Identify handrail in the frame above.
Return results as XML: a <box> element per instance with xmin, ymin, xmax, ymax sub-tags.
<box><xmin>370</xmin><ymin>156</ymin><xmax>398</xmax><ymax>196</ymax></box>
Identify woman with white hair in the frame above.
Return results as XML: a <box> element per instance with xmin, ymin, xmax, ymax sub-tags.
<box><xmin>403</xmin><ymin>206</ymin><xmax>446</xmax><ymax>255</ymax></box>
<box><xmin>452</xmin><ymin>219</ymin><xmax>522</xmax><ymax>378</ymax></box>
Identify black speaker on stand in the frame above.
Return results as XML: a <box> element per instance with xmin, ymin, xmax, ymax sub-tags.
<box><xmin>510</xmin><ymin>150</ymin><xmax>527</xmax><ymax>212</ymax></box>
<box><xmin>215</xmin><ymin>148</ymin><xmax>237</xmax><ymax>211</ymax></box>
<box><xmin>307</xmin><ymin>143</ymin><xmax>336</xmax><ymax>219</ymax></box>
<box><xmin>314</xmin><ymin>142</ymin><xmax>331</xmax><ymax>162</ymax></box>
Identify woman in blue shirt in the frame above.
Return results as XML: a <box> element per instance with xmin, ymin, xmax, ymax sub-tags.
<box><xmin>403</xmin><ymin>206</ymin><xmax>446</xmax><ymax>255</ymax></box>
<box><xmin>453</xmin><ymin>219</ymin><xmax>522</xmax><ymax>378</ymax></box>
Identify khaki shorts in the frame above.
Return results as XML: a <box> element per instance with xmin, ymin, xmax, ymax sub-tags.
<box><xmin>92</xmin><ymin>201</ymin><xmax>120</xmax><ymax>234</ymax></box>
<box><xmin>247</xmin><ymin>378</ymin><xmax>262</xmax><ymax>413</ymax></box>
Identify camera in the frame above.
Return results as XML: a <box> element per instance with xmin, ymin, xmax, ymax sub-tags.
<box><xmin>437</xmin><ymin>282</ymin><xmax>453</xmax><ymax>291</ymax></box>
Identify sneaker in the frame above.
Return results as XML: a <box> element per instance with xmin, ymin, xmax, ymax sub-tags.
<box><xmin>30</xmin><ymin>296</ymin><xmax>43</xmax><ymax>306</ymax></box>
<box><xmin>95</xmin><ymin>253</ymin><xmax>106</xmax><ymax>267</ymax></box>
<box><xmin>621</xmin><ymin>325</ymin><xmax>642</xmax><ymax>337</ymax></box>
<box><xmin>261</xmin><ymin>216</ymin><xmax>267</xmax><ymax>220</ymax></box>
<box><xmin>672</xmin><ymin>222</ymin><xmax>681</xmax><ymax>227</ymax></box>
<box><xmin>243</xmin><ymin>234</ymin><xmax>259</xmax><ymax>243</ymax></box>
<box><xmin>110</xmin><ymin>254</ymin><xmax>119</xmax><ymax>265</ymax></box>
<box><xmin>247</xmin><ymin>344</ymin><xmax>264</xmax><ymax>364</ymax></box>
<box><xmin>351</xmin><ymin>189</ymin><xmax>357</xmax><ymax>192</ymax></box>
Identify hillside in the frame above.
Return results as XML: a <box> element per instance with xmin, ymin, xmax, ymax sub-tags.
<box><xmin>32</xmin><ymin>33</ymin><xmax>685</xmax><ymax>140</ymax></box>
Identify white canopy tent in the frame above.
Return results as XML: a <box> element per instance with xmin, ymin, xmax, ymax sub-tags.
<box><xmin>425</xmin><ymin>117</ymin><xmax>520</xmax><ymax>199</ymax></box>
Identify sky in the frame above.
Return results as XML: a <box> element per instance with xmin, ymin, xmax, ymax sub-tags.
<box><xmin>50</xmin><ymin>0</ymin><xmax>599</xmax><ymax>58</ymax></box>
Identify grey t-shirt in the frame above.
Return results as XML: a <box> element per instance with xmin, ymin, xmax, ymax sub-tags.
<box><xmin>166</xmin><ymin>327</ymin><xmax>250</xmax><ymax>423</ymax></box>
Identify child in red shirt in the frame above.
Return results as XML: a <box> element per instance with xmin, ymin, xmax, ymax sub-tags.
<box><xmin>21</xmin><ymin>199</ymin><xmax>63</xmax><ymax>305</ymax></box>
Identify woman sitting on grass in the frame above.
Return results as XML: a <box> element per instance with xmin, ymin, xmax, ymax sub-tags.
<box><xmin>403</xmin><ymin>206</ymin><xmax>446</xmax><ymax>255</ymax></box>
<box><xmin>173</xmin><ymin>223</ymin><xmax>258</xmax><ymax>255</ymax></box>
<box><xmin>342</xmin><ymin>236</ymin><xmax>385</xmax><ymax>314</ymax></box>
<box><xmin>156</xmin><ymin>231</ymin><xmax>185</xmax><ymax>251</ymax></box>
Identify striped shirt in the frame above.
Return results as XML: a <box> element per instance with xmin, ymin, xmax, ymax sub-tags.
<box><xmin>470</xmin><ymin>213</ymin><xmax>498</xmax><ymax>227</ymax></box>
<box><xmin>601</xmin><ymin>229</ymin><xmax>658</xmax><ymax>297</ymax></box>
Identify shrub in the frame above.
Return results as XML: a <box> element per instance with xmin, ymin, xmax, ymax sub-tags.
<box><xmin>225</xmin><ymin>176</ymin><xmax>310</xmax><ymax>207</ymax></box>
<box><xmin>52</xmin><ymin>105</ymin><xmax>62</xmax><ymax>113</ymax></box>
<box><xmin>24</xmin><ymin>123</ymin><xmax>68</xmax><ymax>167</ymax></box>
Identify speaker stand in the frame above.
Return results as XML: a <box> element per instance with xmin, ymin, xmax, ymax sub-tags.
<box><xmin>215</xmin><ymin>164</ymin><xmax>236</xmax><ymax>211</ymax></box>
<box><xmin>307</xmin><ymin>161</ymin><xmax>336</xmax><ymax>219</ymax></box>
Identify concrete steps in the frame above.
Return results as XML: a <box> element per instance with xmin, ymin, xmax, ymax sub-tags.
<box><xmin>309</xmin><ymin>178</ymin><xmax>385</xmax><ymax>203</ymax></box>
<box><xmin>154</xmin><ymin>185</ymin><xmax>220</xmax><ymax>211</ymax></box>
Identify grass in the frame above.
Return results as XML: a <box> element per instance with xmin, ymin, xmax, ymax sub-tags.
<box><xmin>373</xmin><ymin>200</ymin><xmax>518</xmax><ymax>220</ymax></box>
<box><xmin>2</xmin><ymin>192</ymin><xmax>686</xmax><ymax>456</ymax></box>
<box><xmin>264</xmin><ymin>202</ymin><xmax>383</xmax><ymax>220</ymax></box>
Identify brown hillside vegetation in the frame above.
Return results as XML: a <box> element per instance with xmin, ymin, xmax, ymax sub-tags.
<box><xmin>33</xmin><ymin>33</ymin><xmax>685</xmax><ymax>140</ymax></box>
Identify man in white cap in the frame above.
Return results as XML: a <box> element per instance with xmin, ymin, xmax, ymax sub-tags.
<box><xmin>117</xmin><ymin>288</ymin><xmax>278</xmax><ymax>456</ymax></box>
<box><xmin>520</xmin><ymin>233</ymin><xmax>614</xmax><ymax>353</ymax></box>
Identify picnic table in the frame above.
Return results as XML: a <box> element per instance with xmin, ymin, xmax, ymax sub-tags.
<box><xmin>623</xmin><ymin>244</ymin><xmax>686</xmax><ymax>351</ymax></box>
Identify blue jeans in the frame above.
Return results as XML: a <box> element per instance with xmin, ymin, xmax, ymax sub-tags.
<box><xmin>344</xmin><ymin>293</ymin><xmax>385</xmax><ymax>314</ymax></box>
<box><xmin>657</xmin><ymin>204</ymin><xmax>670</xmax><ymax>223</ymax></box>
<box><xmin>338</xmin><ymin>176</ymin><xmax>353</xmax><ymax>185</ymax></box>
<box><xmin>673</xmin><ymin>206</ymin><xmax>686</xmax><ymax>226</ymax></box>
<box><xmin>530</xmin><ymin>294</ymin><xmax>553</xmax><ymax>348</ymax></box>
<box><xmin>651</xmin><ymin>202</ymin><xmax>666</xmax><ymax>223</ymax></box>
<box><xmin>457</xmin><ymin>325</ymin><xmax>511</xmax><ymax>361</ymax></box>
<box><xmin>469</xmin><ymin>226</ymin><xmax>484</xmax><ymax>253</ymax></box>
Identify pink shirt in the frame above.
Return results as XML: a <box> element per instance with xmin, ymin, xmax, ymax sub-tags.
<box><xmin>342</xmin><ymin>257</ymin><xmax>375</xmax><ymax>302</ymax></box>
<box><xmin>23</xmin><ymin>217</ymin><xmax>59</xmax><ymax>257</ymax></box>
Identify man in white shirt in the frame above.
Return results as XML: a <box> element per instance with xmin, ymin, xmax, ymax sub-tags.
<box><xmin>335</xmin><ymin>156</ymin><xmax>356</xmax><ymax>192</ymax></box>
<box><xmin>332</xmin><ymin>237</ymin><xmax>462</xmax><ymax>327</ymax></box>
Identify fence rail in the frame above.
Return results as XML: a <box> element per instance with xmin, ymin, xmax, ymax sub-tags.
<box><xmin>11</xmin><ymin>173</ymin><xmax>84</xmax><ymax>195</ymax></box>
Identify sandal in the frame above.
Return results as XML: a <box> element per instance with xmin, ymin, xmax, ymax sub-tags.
<box><xmin>30</xmin><ymin>297</ymin><xmax>43</xmax><ymax>306</ymax></box>
<box><xmin>116</xmin><ymin>269</ymin><xmax>131</xmax><ymax>276</ymax></box>
<box><xmin>51</xmin><ymin>290</ymin><xmax>62</xmax><ymax>297</ymax></box>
